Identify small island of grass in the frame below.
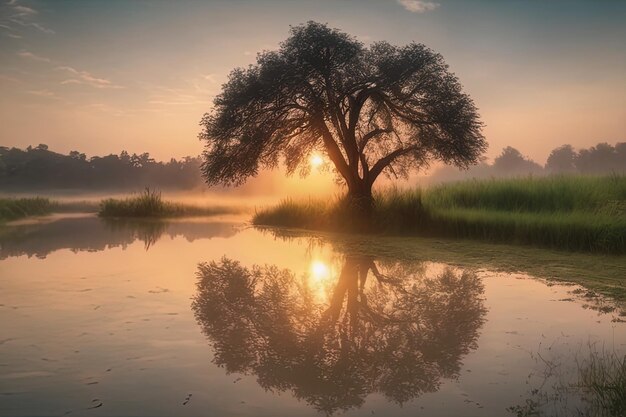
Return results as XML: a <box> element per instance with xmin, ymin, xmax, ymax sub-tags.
<box><xmin>0</xmin><ymin>197</ymin><xmax>57</xmax><ymax>223</ymax></box>
<box><xmin>98</xmin><ymin>188</ymin><xmax>241</xmax><ymax>218</ymax></box>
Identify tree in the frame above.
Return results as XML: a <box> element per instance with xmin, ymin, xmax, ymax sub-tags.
<box><xmin>199</xmin><ymin>21</ymin><xmax>486</xmax><ymax>209</ymax></box>
<box><xmin>492</xmin><ymin>146</ymin><xmax>543</xmax><ymax>176</ymax></box>
<box><xmin>545</xmin><ymin>144</ymin><xmax>576</xmax><ymax>174</ymax></box>
<box><xmin>576</xmin><ymin>142</ymin><xmax>623</xmax><ymax>174</ymax></box>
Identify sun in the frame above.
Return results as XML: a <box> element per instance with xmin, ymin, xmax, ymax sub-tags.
<box><xmin>310</xmin><ymin>153</ymin><xmax>324</xmax><ymax>168</ymax></box>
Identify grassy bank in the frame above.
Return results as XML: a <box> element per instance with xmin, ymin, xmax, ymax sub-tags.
<box><xmin>98</xmin><ymin>188</ymin><xmax>240</xmax><ymax>218</ymax></box>
<box><xmin>0</xmin><ymin>197</ymin><xmax>56</xmax><ymax>222</ymax></box>
<box><xmin>253</xmin><ymin>175</ymin><xmax>626</xmax><ymax>253</ymax></box>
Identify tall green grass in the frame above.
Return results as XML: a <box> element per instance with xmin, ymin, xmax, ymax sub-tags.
<box><xmin>0</xmin><ymin>197</ymin><xmax>55</xmax><ymax>222</ymax></box>
<box><xmin>98</xmin><ymin>188</ymin><xmax>240</xmax><ymax>218</ymax></box>
<box><xmin>423</xmin><ymin>175</ymin><xmax>626</xmax><ymax>213</ymax></box>
<box><xmin>253</xmin><ymin>175</ymin><xmax>626</xmax><ymax>253</ymax></box>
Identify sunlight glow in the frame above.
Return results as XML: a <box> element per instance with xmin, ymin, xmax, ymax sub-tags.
<box><xmin>310</xmin><ymin>260</ymin><xmax>330</xmax><ymax>282</ymax></box>
<box><xmin>310</xmin><ymin>154</ymin><xmax>324</xmax><ymax>168</ymax></box>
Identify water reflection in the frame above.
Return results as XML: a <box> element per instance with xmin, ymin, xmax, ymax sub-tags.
<box><xmin>192</xmin><ymin>255</ymin><xmax>486</xmax><ymax>414</ymax></box>
<box><xmin>0</xmin><ymin>216</ymin><xmax>238</xmax><ymax>259</ymax></box>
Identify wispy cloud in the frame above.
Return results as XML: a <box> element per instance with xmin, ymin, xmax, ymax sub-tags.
<box><xmin>17</xmin><ymin>50</ymin><xmax>51</xmax><ymax>62</ymax></box>
<box><xmin>9</xmin><ymin>17</ymin><xmax>55</xmax><ymax>34</ymax></box>
<box><xmin>16</xmin><ymin>50</ymin><xmax>124</xmax><ymax>90</ymax></box>
<box><xmin>57</xmin><ymin>66</ymin><xmax>123</xmax><ymax>89</ymax></box>
<box><xmin>397</xmin><ymin>0</ymin><xmax>440</xmax><ymax>13</ymax></box>
<box><xmin>0</xmin><ymin>73</ymin><xmax>22</xmax><ymax>84</ymax></box>
<box><xmin>13</xmin><ymin>4</ymin><xmax>37</xmax><ymax>16</ymax></box>
<box><xmin>143</xmin><ymin>76</ymin><xmax>217</xmax><ymax>109</ymax></box>
<box><xmin>27</xmin><ymin>89</ymin><xmax>58</xmax><ymax>99</ymax></box>
<box><xmin>202</xmin><ymin>73</ymin><xmax>219</xmax><ymax>84</ymax></box>
<box><xmin>1</xmin><ymin>1</ymin><xmax>55</xmax><ymax>35</ymax></box>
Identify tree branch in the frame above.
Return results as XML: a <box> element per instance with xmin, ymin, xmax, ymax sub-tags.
<box><xmin>370</xmin><ymin>145</ymin><xmax>420</xmax><ymax>181</ymax></box>
<box><xmin>359</xmin><ymin>128</ymin><xmax>392</xmax><ymax>150</ymax></box>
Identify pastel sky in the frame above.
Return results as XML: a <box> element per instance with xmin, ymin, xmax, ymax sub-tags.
<box><xmin>1</xmin><ymin>0</ymin><xmax>625</xmax><ymax>163</ymax></box>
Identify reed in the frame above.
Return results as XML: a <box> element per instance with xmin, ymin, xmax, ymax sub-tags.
<box><xmin>0</xmin><ymin>197</ymin><xmax>55</xmax><ymax>222</ymax></box>
<box><xmin>253</xmin><ymin>175</ymin><xmax>626</xmax><ymax>253</ymax></box>
<box><xmin>99</xmin><ymin>188</ymin><xmax>239</xmax><ymax>218</ymax></box>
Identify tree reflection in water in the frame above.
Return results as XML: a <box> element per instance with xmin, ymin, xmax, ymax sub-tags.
<box><xmin>192</xmin><ymin>255</ymin><xmax>486</xmax><ymax>414</ymax></box>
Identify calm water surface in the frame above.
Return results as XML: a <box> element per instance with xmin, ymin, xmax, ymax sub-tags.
<box><xmin>1</xmin><ymin>216</ymin><xmax>624</xmax><ymax>416</ymax></box>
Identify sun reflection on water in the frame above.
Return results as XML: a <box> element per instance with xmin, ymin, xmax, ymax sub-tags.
<box><xmin>310</xmin><ymin>260</ymin><xmax>330</xmax><ymax>282</ymax></box>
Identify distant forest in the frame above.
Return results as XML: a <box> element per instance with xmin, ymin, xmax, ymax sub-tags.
<box><xmin>0</xmin><ymin>141</ymin><xmax>624</xmax><ymax>191</ymax></box>
<box><xmin>430</xmin><ymin>141</ymin><xmax>626</xmax><ymax>183</ymax></box>
<box><xmin>0</xmin><ymin>144</ymin><xmax>204</xmax><ymax>191</ymax></box>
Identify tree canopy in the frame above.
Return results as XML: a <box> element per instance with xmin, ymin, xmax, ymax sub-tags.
<box><xmin>199</xmin><ymin>21</ymin><xmax>486</xmax><ymax>203</ymax></box>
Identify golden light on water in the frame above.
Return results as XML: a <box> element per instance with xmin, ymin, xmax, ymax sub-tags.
<box><xmin>310</xmin><ymin>260</ymin><xmax>330</xmax><ymax>283</ymax></box>
<box><xmin>310</xmin><ymin>154</ymin><xmax>324</xmax><ymax>168</ymax></box>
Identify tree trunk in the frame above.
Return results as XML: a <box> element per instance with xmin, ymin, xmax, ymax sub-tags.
<box><xmin>346</xmin><ymin>179</ymin><xmax>374</xmax><ymax>231</ymax></box>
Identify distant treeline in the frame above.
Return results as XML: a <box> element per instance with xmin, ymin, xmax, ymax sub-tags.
<box><xmin>1</xmin><ymin>141</ymin><xmax>624</xmax><ymax>191</ymax></box>
<box><xmin>0</xmin><ymin>144</ymin><xmax>204</xmax><ymax>190</ymax></box>
<box><xmin>431</xmin><ymin>142</ymin><xmax>626</xmax><ymax>183</ymax></box>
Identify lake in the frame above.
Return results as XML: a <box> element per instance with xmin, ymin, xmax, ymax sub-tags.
<box><xmin>1</xmin><ymin>215</ymin><xmax>624</xmax><ymax>416</ymax></box>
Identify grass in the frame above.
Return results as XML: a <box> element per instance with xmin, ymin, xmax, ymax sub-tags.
<box><xmin>0</xmin><ymin>197</ymin><xmax>56</xmax><ymax>222</ymax></box>
<box><xmin>0</xmin><ymin>188</ymin><xmax>242</xmax><ymax>222</ymax></box>
<box><xmin>508</xmin><ymin>346</ymin><xmax>626</xmax><ymax>417</ymax></box>
<box><xmin>98</xmin><ymin>188</ymin><xmax>240</xmax><ymax>218</ymax></box>
<box><xmin>253</xmin><ymin>175</ymin><xmax>626</xmax><ymax>254</ymax></box>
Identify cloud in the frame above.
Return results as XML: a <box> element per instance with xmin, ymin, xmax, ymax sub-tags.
<box><xmin>57</xmin><ymin>65</ymin><xmax>123</xmax><ymax>89</ymax></box>
<box><xmin>27</xmin><ymin>89</ymin><xmax>58</xmax><ymax>98</ymax></box>
<box><xmin>13</xmin><ymin>4</ymin><xmax>37</xmax><ymax>16</ymax></box>
<box><xmin>6</xmin><ymin>32</ymin><xmax>21</xmax><ymax>38</ymax></box>
<box><xmin>30</xmin><ymin>21</ymin><xmax>54</xmax><ymax>34</ymax></box>
<box><xmin>0</xmin><ymin>73</ymin><xmax>22</xmax><ymax>84</ymax></box>
<box><xmin>9</xmin><ymin>18</ymin><xmax>55</xmax><ymax>34</ymax></box>
<box><xmin>2</xmin><ymin>1</ymin><xmax>55</xmax><ymax>34</ymax></box>
<box><xmin>17</xmin><ymin>50</ymin><xmax>51</xmax><ymax>62</ymax></box>
<box><xmin>397</xmin><ymin>0</ymin><xmax>440</xmax><ymax>13</ymax></box>
<box><xmin>202</xmin><ymin>73</ymin><xmax>219</xmax><ymax>83</ymax></box>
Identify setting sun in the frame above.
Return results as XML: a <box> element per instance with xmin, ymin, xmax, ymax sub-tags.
<box><xmin>310</xmin><ymin>154</ymin><xmax>324</xmax><ymax>168</ymax></box>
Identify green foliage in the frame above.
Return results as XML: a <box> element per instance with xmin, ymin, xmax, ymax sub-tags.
<box><xmin>577</xmin><ymin>350</ymin><xmax>626</xmax><ymax>417</ymax></box>
<box><xmin>0</xmin><ymin>197</ymin><xmax>55</xmax><ymax>222</ymax></box>
<box><xmin>424</xmin><ymin>175</ymin><xmax>626</xmax><ymax>213</ymax></box>
<box><xmin>99</xmin><ymin>188</ymin><xmax>239</xmax><ymax>218</ymax></box>
<box><xmin>253</xmin><ymin>175</ymin><xmax>626</xmax><ymax>253</ymax></box>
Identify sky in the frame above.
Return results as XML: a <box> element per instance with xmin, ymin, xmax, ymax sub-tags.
<box><xmin>0</xmin><ymin>0</ymin><xmax>625</xmax><ymax>165</ymax></box>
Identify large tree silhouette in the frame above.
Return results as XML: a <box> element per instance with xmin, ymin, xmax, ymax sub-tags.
<box><xmin>192</xmin><ymin>255</ymin><xmax>486</xmax><ymax>414</ymax></box>
<box><xmin>199</xmin><ymin>21</ymin><xmax>486</xmax><ymax>208</ymax></box>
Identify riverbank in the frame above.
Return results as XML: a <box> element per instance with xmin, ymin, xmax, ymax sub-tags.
<box><xmin>253</xmin><ymin>175</ymin><xmax>626</xmax><ymax>254</ymax></box>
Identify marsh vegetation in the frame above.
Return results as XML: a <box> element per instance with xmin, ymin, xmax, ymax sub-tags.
<box><xmin>509</xmin><ymin>346</ymin><xmax>626</xmax><ymax>417</ymax></box>
<box><xmin>0</xmin><ymin>197</ymin><xmax>56</xmax><ymax>222</ymax></box>
<box><xmin>98</xmin><ymin>188</ymin><xmax>242</xmax><ymax>218</ymax></box>
<box><xmin>254</xmin><ymin>175</ymin><xmax>626</xmax><ymax>253</ymax></box>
